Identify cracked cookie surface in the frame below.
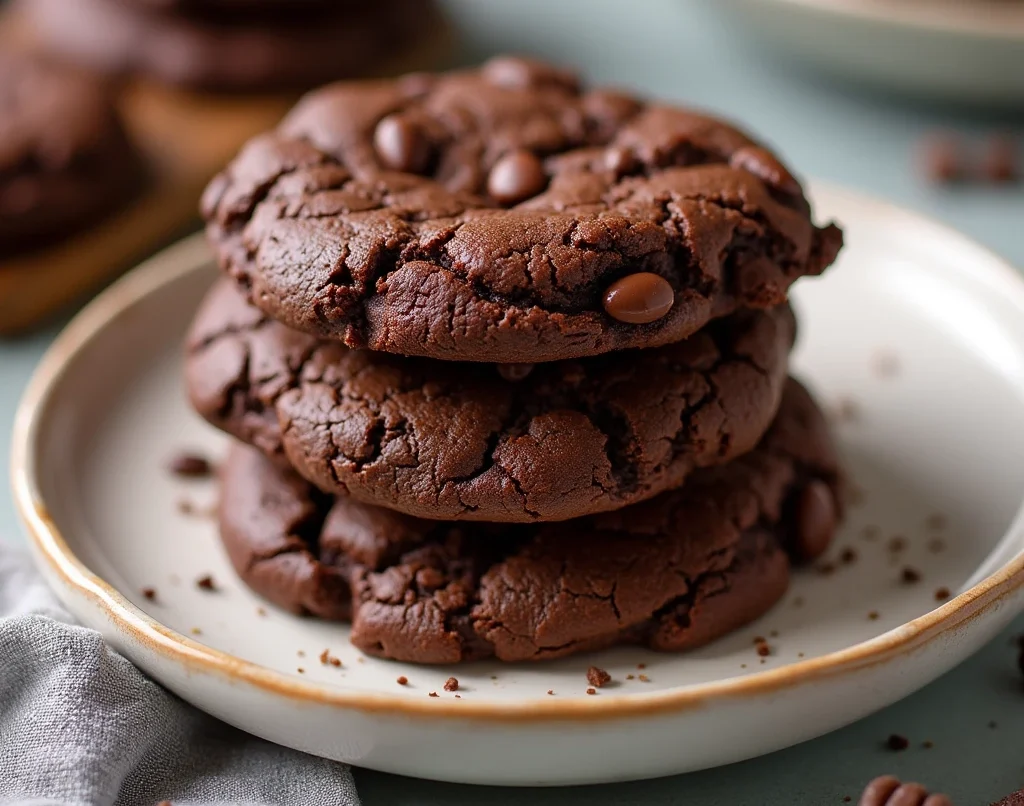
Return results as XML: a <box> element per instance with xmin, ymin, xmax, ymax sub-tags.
<box><xmin>217</xmin><ymin>378</ymin><xmax>842</xmax><ymax>663</ymax></box>
<box><xmin>0</xmin><ymin>49</ymin><xmax>145</xmax><ymax>257</ymax></box>
<box><xmin>188</xmin><ymin>279</ymin><xmax>796</xmax><ymax>522</ymax></box>
<box><xmin>200</xmin><ymin>55</ymin><xmax>842</xmax><ymax>362</ymax></box>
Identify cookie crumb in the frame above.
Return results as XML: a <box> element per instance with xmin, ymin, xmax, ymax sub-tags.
<box><xmin>923</xmin><ymin>740</ymin><xmax>935</xmax><ymax>749</ymax></box>
<box><xmin>888</xmin><ymin>536</ymin><xmax>907</xmax><ymax>553</ymax></box>
<box><xmin>256</xmin><ymin>607</ymin><xmax>267</xmax><ymax>617</ymax></box>
<box><xmin>444</xmin><ymin>677</ymin><xmax>459</xmax><ymax>692</ymax></box>
<box><xmin>190</xmin><ymin>627</ymin><xmax>202</xmax><ymax>635</ymax></box>
<box><xmin>626</xmin><ymin>674</ymin><xmax>635</xmax><ymax>680</ymax></box>
<box><xmin>586</xmin><ymin>687</ymin><xmax>596</xmax><ymax>695</ymax></box>
<box><xmin>547</xmin><ymin>689</ymin><xmax>554</xmax><ymax>695</ymax></box>
<box><xmin>840</xmin><ymin>547</ymin><xmax>858</xmax><ymax>565</ymax></box>
<box><xmin>141</xmin><ymin>587</ymin><xmax>156</xmax><ymax>601</ymax></box>
<box><xmin>195</xmin><ymin>575</ymin><xmax>216</xmax><ymax>592</ymax></box>
<box><xmin>319</xmin><ymin>649</ymin><xmax>342</xmax><ymax>667</ymax></box>
<box><xmin>755</xmin><ymin>642</ymin><xmax>771</xmax><ymax>657</ymax></box>
<box><xmin>637</xmin><ymin>663</ymin><xmax>646</xmax><ymax>669</ymax></box>
<box><xmin>586</xmin><ymin>666</ymin><xmax>611</xmax><ymax>688</ymax></box>
<box><xmin>886</xmin><ymin>733</ymin><xmax>909</xmax><ymax>751</ymax></box>
<box><xmin>297</xmin><ymin>650</ymin><xmax>305</xmax><ymax>658</ymax></box>
<box><xmin>901</xmin><ymin>566</ymin><xmax>922</xmax><ymax>584</ymax></box>
<box><xmin>429</xmin><ymin>692</ymin><xmax>438</xmax><ymax>698</ymax></box>
<box><xmin>934</xmin><ymin>587</ymin><xmax>951</xmax><ymax>601</ymax></box>
<box><xmin>454</xmin><ymin>694</ymin><xmax>461</xmax><ymax>699</ymax></box>
<box><xmin>397</xmin><ymin>676</ymin><xmax>408</xmax><ymax>686</ymax></box>
<box><xmin>297</xmin><ymin>668</ymin><xmax>305</xmax><ymax>674</ymax></box>
<box><xmin>168</xmin><ymin>452</ymin><xmax>212</xmax><ymax>478</ymax></box>
<box><xmin>638</xmin><ymin>674</ymin><xmax>650</xmax><ymax>682</ymax></box>
<box><xmin>868</xmin><ymin>611</ymin><xmax>880</xmax><ymax>621</ymax></box>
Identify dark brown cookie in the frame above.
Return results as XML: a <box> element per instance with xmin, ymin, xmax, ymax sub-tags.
<box><xmin>0</xmin><ymin>50</ymin><xmax>145</xmax><ymax>257</ymax></box>
<box><xmin>188</xmin><ymin>279</ymin><xmax>796</xmax><ymax>523</ymax></box>
<box><xmin>216</xmin><ymin>377</ymin><xmax>842</xmax><ymax>663</ymax></box>
<box><xmin>20</xmin><ymin>0</ymin><xmax>442</xmax><ymax>92</ymax></box>
<box><xmin>201</xmin><ymin>56</ymin><xmax>842</xmax><ymax>363</ymax></box>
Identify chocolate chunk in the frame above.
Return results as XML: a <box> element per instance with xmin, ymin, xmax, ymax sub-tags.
<box><xmin>487</xmin><ymin>150</ymin><xmax>547</xmax><ymax>205</ymax></box>
<box><xmin>374</xmin><ymin>114</ymin><xmax>432</xmax><ymax>174</ymax></box>
<box><xmin>602</xmin><ymin>273</ymin><xmax>675</xmax><ymax>325</ymax></box>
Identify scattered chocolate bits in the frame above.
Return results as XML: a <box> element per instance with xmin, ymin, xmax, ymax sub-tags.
<box><xmin>444</xmin><ymin>677</ymin><xmax>459</xmax><ymax>692</ymax></box>
<box><xmin>602</xmin><ymin>272</ymin><xmax>674</xmax><ymax>324</ymax></box>
<box><xmin>754</xmin><ymin>638</ymin><xmax>771</xmax><ymax>658</ymax></box>
<box><xmin>638</xmin><ymin>674</ymin><xmax>650</xmax><ymax>682</ymax></box>
<box><xmin>167</xmin><ymin>452</ymin><xmax>212</xmax><ymax>478</ymax></box>
<box><xmin>586</xmin><ymin>666</ymin><xmax>611</xmax><ymax>688</ymax></box>
<box><xmin>868</xmin><ymin>611</ymin><xmax>880</xmax><ymax>621</ymax></box>
<box><xmin>396</xmin><ymin>676</ymin><xmax>408</xmax><ymax>686</ymax></box>
<box><xmin>428</xmin><ymin>691</ymin><xmax>439</xmax><ymax>698</ymax></box>
<box><xmin>373</xmin><ymin>114</ymin><xmax>430</xmax><ymax>174</ymax></box>
<box><xmin>319</xmin><ymin>649</ymin><xmax>342</xmax><ymax>667</ymax></box>
<box><xmin>547</xmin><ymin>689</ymin><xmax>554</xmax><ymax>695</ymax></box>
<box><xmin>625</xmin><ymin>674</ymin><xmax>635</xmax><ymax>680</ymax></box>
<box><xmin>141</xmin><ymin>587</ymin><xmax>156</xmax><ymax>601</ymax></box>
<box><xmin>487</xmin><ymin>149</ymin><xmax>547</xmax><ymax>205</ymax></box>
<box><xmin>454</xmin><ymin>694</ymin><xmax>461</xmax><ymax>699</ymax></box>
<box><xmin>886</xmin><ymin>733</ymin><xmax>909</xmax><ymax>751</ymax></box>
<box><xmin>840</xmin><ymin>547</ymin><xmax>858</xmax><ymax>565</ymax></box>
<box><xmin>297</xmin><ymin>650</ymin><xmax>305</xmax><ymax>658</ymax></box>
<box><xmin>296</xmin><ymin>668</ymin><xmax>305</xmax><ymax>674</ymax></box>
<box><xmin>195</xmin><ymin>575</ymin><xmax>217</xmax><ymax>592</ymax></box>
<box><xmin>934</xmin><ymin>587</ymin><xmax>951</xmax><ymax>601</ymax></box>
<box><xmin>901</xmin><ymin>567</ymin><xmax>922</xmax><ymax>584</ymax></box>
<box><xmin>586</xmin><ymin>687</ymin><xmax>597</xmax><ymax>695</ymax></box>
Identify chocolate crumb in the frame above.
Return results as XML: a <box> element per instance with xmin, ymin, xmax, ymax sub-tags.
<box><xmin>886</xmin><ymin>733</ymin><xmax>909</xmax><ymax>751</ymax></box>
<box><xmin>319</xmin><ymin>649</ymin><xmax>329</xmax><ymax>664</ymax></box>
<box><xmin>454</xmin><ymin>694</ymin><xmax>461</xmax><ymax>699</ymax></box>
<box><xmin>626</xmin><ymin>674</ymin><xmax>635</xmax><ymax>680</ymax></box>
<box><xmin>840</xmin><ymin>547</ymin><xmax>858</xmax><ymax>565</ymax></box>
<box><xmin>330</xmin><ymin>657</ymin><xmax>341</xmax><ymax>667</ymax></box>
<box><xmin>195</xmin><ymin>575</ymin><xmax>216</xmax><ymax>592</ymax></box>
<box><xmin>141</xmin><ymin>587</ymin><xmax>156</xmax><ymax>601</ymax></box>
<box><xmin>444</xmin><ymin>677</ymin><xmax>459</xmax><ymax>692</ymax></box>
<box><xmin>190</xmin><ymin>627</ymin><xmax>202</xmax><ymax>635</ymax></box>
<box><xmin>923</xmin><ymin>740</ymin><xmax>934</xmax><ymax>749</ymax></box>
<box><xmin>755</xmin><ymin>642</ymin><xmax>771</xmax><ymax>657</ymax></box>
<box><xmin>256</xmin><ymin>607</ymin><xmax>267</xmax><ymax>617</ymax></box>
<box><xmin>759</xmin><ymin>659</ymin><xmax>766</xmax><ymax>664</ymax></box>
<box><xmin>638</xmin><ymin>674</ymin><xmax>650</xmax><ymax>682</ymax></box>
<box><xmin>547</xmin><ymin>689</ymin><xmax>554</xmax><ymax>695</ymax></box>
<box><xmin>297</xmin><ymin>668</ymin><xmax>305</xmax><ymax>674</ymax></box>
<box><xmin>168</xmin><ymin>452</ymin><xmax>212</xmax><ymax>478</ymax></box>
<box><xmin>586</xmin><ymin>687</ymin><xmax>597</xmax><ymax>695</ymax></box>
<box><xmin>637</xmin><ymin>663</ymin><xmax>646</xmax><ymax>669</ymax></box>
<box><xmin>429</xmin><ymin>692</ymin><xmax>438</xmax><ymax>698</ymax></box>
<box><xmin>586</xmin><ymin>666</ymin><xmax>611</xmax><ymax>688</ymax></box>
<box><xmin>397</xmin><ymin>676</ymin><xmax>408</xmax><ymax>686</ymax></box>
<box><xmin>740</xmin><ymin>664</ymin><xmax>747</xmax><ymax>669</ymax></box>
<box><xmin>868</xmin><ymin>611</ymin><xmax>880</xmax><ymax>621</ymax></box>
<box><xmin>901</xmin><ymin>567</ymin><xmax>922</xmax><ymax>584</ymax></box>
<box><xmin>935</xmin><ymin>587</ymin><xmax>951</xmax><ymax>601</ymax></box>
<box><xmin>797</xmin><ymin>652</ymin><xmax>805</xmax><ymax>658</ymax></box>
<box><xmin>297</xmin><ymin>650</ymin><xmax>305</xmax><ymax>658</ymax></box>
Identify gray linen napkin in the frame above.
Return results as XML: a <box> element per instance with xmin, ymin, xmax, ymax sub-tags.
<box><xmin>0</xmin><ymin>544</ymin><xmax>360</xmax><ymax>806</ymax></box>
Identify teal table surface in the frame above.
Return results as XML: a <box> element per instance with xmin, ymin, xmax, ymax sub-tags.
<box><xmin>3</xmin><ymin>1</ymin><xmax>1024</xmax><ymax>803</ymax></box>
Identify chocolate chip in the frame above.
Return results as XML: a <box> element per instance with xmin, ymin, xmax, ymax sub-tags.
<box><xmin>586</xmin><ymin>687</ymin><xmax>596</xmax><ymax>695</ymax></box>
<box><xmin>487</xmin><ymin>150</ymin><xmax>547</xmax><ymax>205</ymax></box>
<box><xmin>586</xmin><ymin>666</ymin><xmax>611</xmax><ymax>688</ymax></box>
<box><xmin>373</xmin><ymin>114</ymin><xmax>431</xmax><ymax>174</ymax></box>
<box><xmin>793</xmin><ymin>480</ymin><xmax>837</xmax><ymax>562</ymax></box>
<box><xmin>602</xmin><ymin>272</ymin><xmax>674</xmax><ymax>324</ymax></box>
<box><xmin>982</xmin><ymin>135</ymin><xmax>1018</xmax><ymax>183</ymax></box>
<box><xmin>496</xmin><ymin>363</ymin><xmax>535</xmax><ymax>382</ymax></box>
<box><xmin>396</xmin><ymin>676</ymin><xmax>408</xmax><ymax>686</ymax></box>
<box><xmin>604</xmin><ymin>146</ymin><xmax>636</xmax><ymax>176</ymax></box>
<box><xmin>886</xmin><ymin>733</ymin><xmax>909</xmax><ymax>751</ymax></box>
<box><xmin>168</xmin><ymin>452</ymin><xmax>211</xmax><ymax>478</ymax></box>
<box><xmin>481</xmin><ymin>56</ymin><xmax>579</xmax><ymax>91</ymax></box>
<box><xmin>443</xmin><ymin>677</ymin><xmax>459</xmax><ymax>692</ymax></box>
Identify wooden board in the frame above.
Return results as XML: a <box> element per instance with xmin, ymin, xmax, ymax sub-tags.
<box><xmin>0</xmin><ymin>12</ymin><xmax>453</xmax><ymax>335</ymax></box>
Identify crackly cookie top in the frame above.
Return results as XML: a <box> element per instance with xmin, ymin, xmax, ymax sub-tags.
<box><xmin>188</xmin><ymin>279</ymin><xmax>796</xmax><ymax>522</ymax></box>
<box><xmin>201</xmin><ymin>55</ymin><xmax>842</xmax><ymax>363</ymax></box>
<box><xmin>215</xmin><ymin>378</ymin><xmax>842</xmax><ymax>663</ymax></box>
<box><xmin>0</xmin><ymin>49</ymin><xmax>144</xmax><ymax>255</ymax></box>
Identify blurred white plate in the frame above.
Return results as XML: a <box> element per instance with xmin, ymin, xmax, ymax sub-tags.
<box><xmin>718</xmin><ymin>0</ymin><xmax>1024</xmax><ymax>105</ymax></box>
<box><xmin>13</xmin><ymin>183</ymin><xmax>1024</xmax><ymax>785</ymax></box>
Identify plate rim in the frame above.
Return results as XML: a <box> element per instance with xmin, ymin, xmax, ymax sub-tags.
<box><xmin>753</xmin><ymin>0</ymin><xmax>1024</xmax><ymax>41</ymax></box>
<box><xmin>12</xmin><ymin>182</ymin><xmax>1024</xmax><ymax>723</ymax></box>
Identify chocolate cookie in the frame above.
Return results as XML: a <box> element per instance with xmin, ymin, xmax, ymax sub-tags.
<box><xmin>188</xmin><ymin>279</ymin><xmax>796</xmax><ymax>522</ymax></box>
<box><xmin>21</xmin><ymin>0</ymin><xmax>442</xmax><ymax>92</ymax></box>
<box><xmin>201</xmin><ymin>56</ymin><xmax>843</xmax><ymax>363</ymax></box>
<box><xmin>217</xmin><ymin>378</ymin><xmax>842</xmax><ymax>663</ymax></box>
<box><xmin>0</xmin><ymin>50</ymin><xmax>145</xmax><ymax>257</ymax></box>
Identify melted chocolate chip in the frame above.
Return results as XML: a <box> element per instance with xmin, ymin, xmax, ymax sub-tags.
<box><xmin>373</xmin><ymin>114</ymin><xmax>431</xmax><ymax>174</ymax></box>
<box><xmin>487</xmin><ymin>150</ymin><xmax>547</xmax><ymax>205</ymax></box>
<box><xmin>602</xmin><ymin>273</ymin><xmax>674</xmax><ymax>324</ymax></box>
<box><xmin>793</xmin><ymin>479</ymin><xmax>837</xmax><ymax>562</ymax></box>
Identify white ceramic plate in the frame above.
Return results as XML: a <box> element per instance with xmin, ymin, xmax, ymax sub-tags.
<box><xmin>13</xmin><ymin>183</ymin><xmax>1024</xmax><ymax>786</ymax></box>
<box><xmin>716</xmin><ymin>0</ymin><xmax>1024</xmax><ymax>105</ymax></box>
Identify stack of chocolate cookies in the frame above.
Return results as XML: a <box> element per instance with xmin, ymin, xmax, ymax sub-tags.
<box><xmin>186</xmin><ymin>57</ymin><xmax>846</xmax><ymax>665</ymax></box>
